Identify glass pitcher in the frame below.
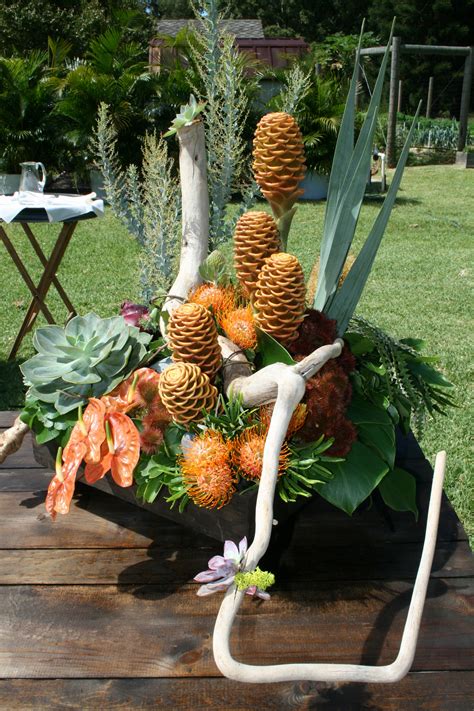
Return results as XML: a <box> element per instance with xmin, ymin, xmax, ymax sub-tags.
<box><xmin>19</xmin><ymin>162</ymin><xmax>47</xmax><ymax>193</ymax></box>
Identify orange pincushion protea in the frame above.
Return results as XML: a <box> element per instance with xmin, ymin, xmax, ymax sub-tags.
<box><xmin>189</xmin><ymin>283</ymin><xmax>235</xmax><ymax>324</ymax></box>
<box><xmin>221</xmin><ymin>306</ymin><xmax>257</xmax><ymax>350</ymax></box>
<box><xmin>233</xmin><ymin>427</ymin><xmax>290</xmax><ymax>481</ymax></box>
<box><xmin>180</xmin><ymin>431</ymin><xmax>236</xmax><ymax>509</ymax></box>
<box><xmin>259</xmin><ymin>403</ymin><xmax>307</xmax><ymax>437</ymax></box>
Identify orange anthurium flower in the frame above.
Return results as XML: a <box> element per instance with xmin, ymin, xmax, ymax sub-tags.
<box><xmin>63</xmin><ymin>397</ymin><xmax>106</xmax><ymax>465</ymax></box>
<box><xmin>84</xmin><ymin>411</ymin><xmax>140</xmax><ymax>488</ymax></box>
<box><xmin>101</xmin><ymin>368</ymin><xmax>161</xmax><ymax>414</ymax></box>
<box><xmin>45</xmin><ymin>397</ymin><xmax>107</xmax><ymax>518</ymax></box>
<box><xmin>45</xmin><ymin>443</ymin><xmax>87</xmax><ymax>519</ymax></box>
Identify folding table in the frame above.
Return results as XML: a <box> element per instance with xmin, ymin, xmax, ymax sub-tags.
<box><xmin>0</xmin><ymin>193</ymin><xmax>104</xmax><ymax>359</ymax></box>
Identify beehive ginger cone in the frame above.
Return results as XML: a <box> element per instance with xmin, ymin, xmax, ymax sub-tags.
<box><xmin>306</xmin><ymin>252</ymin><xmax>356</xmax><ymax>305</ymax></box>
<box><xmin>233</xmin><ymin>211</ymin><xmax>280</xmax><ymax>298</ymax></box>
<box><xmin>254</xmin><ymin>252</ymin><xmax>306</xmax><ymax>346</ymax></box>
<box><xmin>158</xmin><ymin>363</ymin><xmax>217</xmax><ymax>424</ymax></box>
<box><xmin>167</xmin><ymin>302</ymin><xmax>222</xmax><ymax>379</ymax></box>
<box><xmin>253</xmin><ymin>112</ymin><xmax>306</xmax><ymax>216</ymax></box>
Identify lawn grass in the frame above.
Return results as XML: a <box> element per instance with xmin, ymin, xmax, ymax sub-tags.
<box><xmin>1</xmin><ymin>165</ymin><xmax>472</xmax><ymax>541</ymax></box>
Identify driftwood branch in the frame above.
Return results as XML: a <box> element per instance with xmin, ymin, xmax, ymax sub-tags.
<box><xmin>0</xmin><ymin>417</ymin><xmax>29</xmax><ymax>464</ymax></box>
<box><xmin>213</xmin><ymin>411</ymin><xmax>447</xmax><ymax>685</ymax></box>
<box><xmin>226</xmin><ymin>339</ymin><xmax>344</xmax><ymax>407</ymax></box>
<box><xmin>161</xmin><ymin>120</ymin><xmax>209</xmax><ymax>328</ymax></box>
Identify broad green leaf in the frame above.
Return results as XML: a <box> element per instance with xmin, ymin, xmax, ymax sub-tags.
<box><xmin>348</xmin><ymin>396</ymin><xmax>396</xmax><ymax>468</ymax></box>
<box><xmin>344</xmin><ymin>331</ymin><xmax>375</xmax><ymax>356</ymax></box>
<box><xmin>35</xmin><ymin>426</ymin><xmax>62</xmax><ymax>445</ymax></box>
<box><xmin>315</xmin><ymin>23</ymin><xmax>395</xmax><ymax>313</ymax></box>
<box><xmin>256</xmin><ymin>328</ymin><xmax>295</xmax><ymax>367</ymax></box>
<box><xmin>378</xmin><ymin>467</ymin><xmax>418</xmax><ymax>520</ymax></box>
<box><xmin>314</xmin><ymin>440</ymin><xmax>389</xmax><ymax>515</ymax></box>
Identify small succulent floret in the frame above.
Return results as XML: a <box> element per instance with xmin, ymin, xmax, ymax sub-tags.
<box><xmin>234</xmin><ymin>566</ymin><xmax>275</xmax><ymax>600</ymax></box>
<box><xmin>21</xmin><ymin>313</ymin><xmax>151</xmax><ymax>417</ymax></box>
<box><xmin>194</xmin><ymin>537</ymin><xmax>248</xmax><ymax>596</ymax></box>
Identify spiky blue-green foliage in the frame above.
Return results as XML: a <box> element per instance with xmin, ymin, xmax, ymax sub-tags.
<box><xmin>21</xmin><ymin>313</ymin><xmax>151</xmax><ymax>417</ymax></box>
<box><xmin>313</xmin><ymin>23</ymin><xmax>421</xmax><ymax>333</ymax></box>
<box><xmin>94</xmin><ymin>104</ymin><xmax>181</xmax><ymax>302</ymax></box>
<box><xmin>188</xmin><ymin>0</ymin><xmax>259</xmax><ymax>248</ymax></box>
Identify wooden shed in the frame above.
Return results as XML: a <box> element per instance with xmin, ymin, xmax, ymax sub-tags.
<box><xmin>149</xmin><ymin>19</ymin><xmax>308</xmax><ymax>72</ymax></box>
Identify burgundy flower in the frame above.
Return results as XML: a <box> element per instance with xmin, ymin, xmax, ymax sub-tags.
<box><xmin>120</xmin><ymin>301</ymin><xmax>150</xmax><ymax>330</ymax></box>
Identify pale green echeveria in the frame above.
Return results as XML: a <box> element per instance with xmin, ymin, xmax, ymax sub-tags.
<box><xmin>21</xmin><ymin>313</ymin><xmax>151</xmax><ymax>416</ymax></box>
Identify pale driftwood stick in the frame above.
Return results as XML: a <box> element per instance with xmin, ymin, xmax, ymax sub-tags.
<box><xmin>161</xmin><ymin>120</ymin><xmax>209</xmax><ymax>329</ymax></box>
<box><xmin>227</xmin><ymin>339</ymin><xmax>343</xmax><ymax>407</ymax></box>
<box><xmin>218</xmin><ymin>335</ymin><xmax>253</xmax><ymax>392</ymax></box>
<box><xmin>213</xmin><ymin>444</ymin><xmax>447</xmax><ymax>684</ymax></box>
<box><xmin>0</xmin><ymin>417</ymin><xmax>29</xmax><ymax>464</ymax></box>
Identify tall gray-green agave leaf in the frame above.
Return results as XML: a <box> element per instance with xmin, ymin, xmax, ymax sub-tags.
<box><xmin>313</xmin><ymin>21</ymin><xmax>420</xmax><ymax>335</ymax></box>
<box><xmin>21</xmin><ymin>313</ymin><xmax>151</xmax><ymax>416</ymax></box>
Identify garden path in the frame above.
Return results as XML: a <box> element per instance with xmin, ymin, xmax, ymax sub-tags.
<box><xmin>0</xmin><ymin>411</ymin><xmax>472</xmax><ymax>709</ymax></box>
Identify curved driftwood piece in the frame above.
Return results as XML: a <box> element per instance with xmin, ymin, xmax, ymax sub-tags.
<box><xmin>162</xmin><ymin>120</ymin><xmax>209</xmax><ymax>327</ymax></box>
<box><xmin>0</xmin><ymin>417</ymin><xmax>29</xmax><ymax>464</ymax></box>
<box><xmin>213</xmin><ymin>447</ymin><xmax>447</xmax><ymax>684</ymax></box>
<box><xmin>227</xmin><ymin>339</ymin><xmax>344</xmax><ymax>407</ymax></box>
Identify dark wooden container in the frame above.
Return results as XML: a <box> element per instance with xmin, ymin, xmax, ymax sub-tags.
<box><xmin>33</xmin><ymin>430</ymin><xmax>430</xmax><ymax>544</ymax></box>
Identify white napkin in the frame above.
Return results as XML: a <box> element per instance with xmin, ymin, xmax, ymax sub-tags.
<box><xmin>0</xmin><ymin>191</ymin><xmax>104</xmax><ymax>223</ymax></box>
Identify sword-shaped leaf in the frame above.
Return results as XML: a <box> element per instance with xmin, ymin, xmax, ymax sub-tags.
<box><xmin>327</xmin><ymin>102</ymin><xmax>421</xmax><ymax>335</ymax></box>
<box><xmin>314</xmin><ymin>22</ymin><xmax>395</xmax><ymax>313</ymax></box>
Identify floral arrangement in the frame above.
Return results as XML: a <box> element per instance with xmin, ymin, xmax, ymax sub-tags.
<box><xmin>19</xmin><ymin>37</ymin><xmax>453</xmax><ymax>532</ymax></box>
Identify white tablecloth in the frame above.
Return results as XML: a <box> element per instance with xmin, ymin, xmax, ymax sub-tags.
<box><xmin>0</xmin><ymin>192</ymin><xmax>104</xmax><ymax>224</ymax></box>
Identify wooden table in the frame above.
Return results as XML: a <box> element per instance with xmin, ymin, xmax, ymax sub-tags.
<box><xmin>0</xmin><ymin>208</ymin><xmax>98</xmax><ymax>360</ymax></box>
<box><xmin>0</xmin><ymin>410</ymin><xmax>472</xmax><ymax>709</ymax></box>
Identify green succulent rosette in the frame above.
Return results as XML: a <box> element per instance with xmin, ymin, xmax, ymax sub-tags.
<box><xmin>21</xmin><ymin>313</ymin><xmax>151</xmax><ymax>420</ymax></box>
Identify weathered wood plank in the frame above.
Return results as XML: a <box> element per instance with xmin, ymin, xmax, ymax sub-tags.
<box><xmin>0</xmin><ymin>479</ymin><xmax>467</xmax><ymax>553</ymax></box>
<box><xmin>0</xmin><ymin>467</ymin><xmax>52</xmax><ymax>491</ymax></box>
<box><xmin>0</xmin><ymin>541</ymin><xmax>472</xmax><ymax>585</ymax></box>
<box><xmin>0</xmin><ymin>432</ymin><xmax>38</xmax><ymax>469</ymax></box>
<box><xmin>0</xmin><ymin>411</ymin><xmax>17</xmax><ymax>428</ymax></box>
<box><xmin>0</xmin><ymin>579</ymin><xmax>472</xmax><ymax>678</ymax></box>
<box><xmin>0</xmin><ymin>487</ymin><xmax>466</xmax><ymax>553</ymax></box>
<box><xmin>0</xmin><ymin>672</ymin><xmax>473</xmax><ymax>710</ymax></box>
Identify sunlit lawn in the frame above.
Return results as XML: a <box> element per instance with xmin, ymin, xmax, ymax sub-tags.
<box><xmin>1</xmin><ymin>165</ymin><xmax>472</xmax><ymax>541</ymax></box>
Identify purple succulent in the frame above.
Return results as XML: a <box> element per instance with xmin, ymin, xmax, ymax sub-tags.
<box><xmin>120</xmin><ymin>301</ymin><xmax>150</xmax><ymax>330</ymax></box>
<box><xmin>194</xmin><ymin>537</ymin><xmax>247</xmax><ymax>597</ymax></box>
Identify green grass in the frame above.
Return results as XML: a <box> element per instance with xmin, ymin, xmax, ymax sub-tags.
<box><xmin>1</xmin><ymin>165</ymin><xmax>472</xmax><ymax>541</ymax></box>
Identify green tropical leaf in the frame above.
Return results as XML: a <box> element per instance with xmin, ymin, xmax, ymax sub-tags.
<box><xmin>348</xmin><ymin>395</ymin><xmax>396</xmax><ymax>468</ymax></box>
<box><xmin>408</xmin><ymin>361</ymin><xmax>454</xmax><ymax>388</ymax></box>
<box><xmin>378</xmin><ymin>467</ymin><xmax>418</xmax><ymax>520</ymax></box>
<box><xmin>256</xmin><ymin>328</ymin><xmax>296</xmax><ymax>367</ymax></box>
<box><xmin>314</xmin><ymin>440</ymin><xmax>389</xmax><ymax>515</ymax></box>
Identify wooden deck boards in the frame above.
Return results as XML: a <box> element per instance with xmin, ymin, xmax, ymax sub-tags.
<box><xmin>0</xmin><ymin>411</ymin><xmax>473</xmax><ymax>709</ymax></box>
